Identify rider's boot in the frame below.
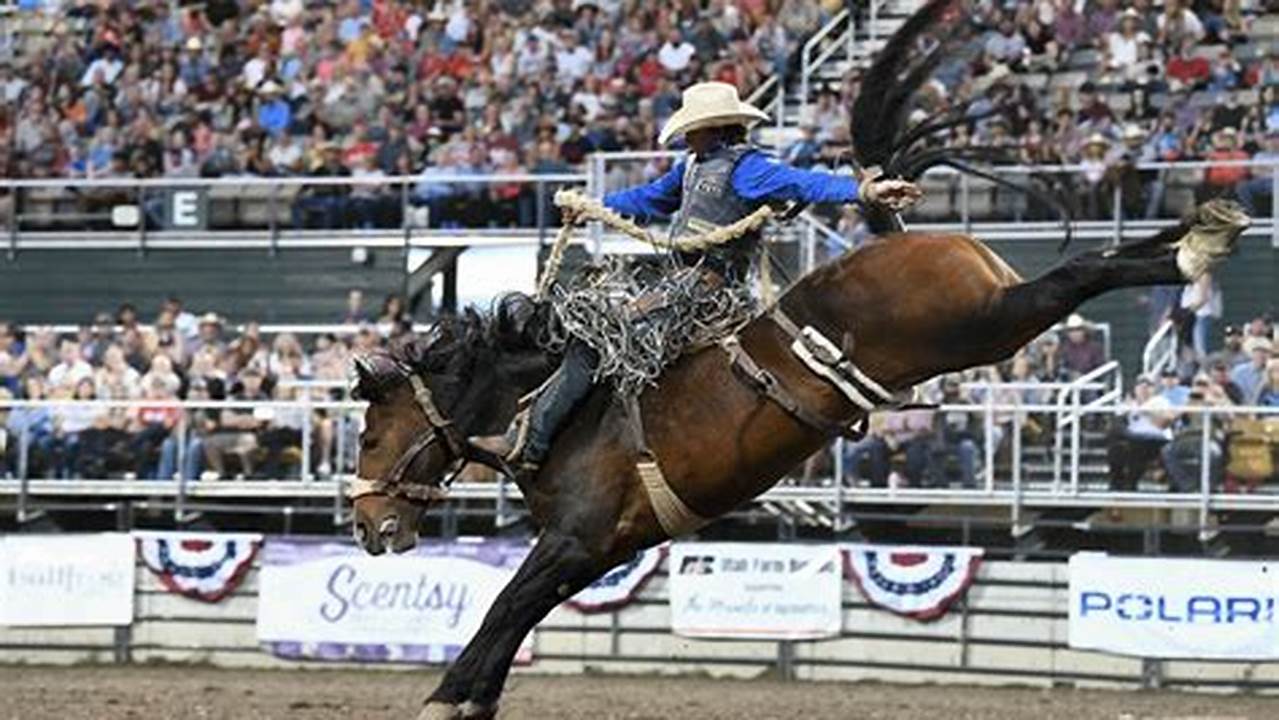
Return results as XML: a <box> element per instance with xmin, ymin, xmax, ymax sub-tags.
<box><xmin>504</xmin><ymin>341</ymin><xmax>597</xmax><ymax>483</ymax></box>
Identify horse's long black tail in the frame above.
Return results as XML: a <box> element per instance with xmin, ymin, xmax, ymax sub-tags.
<box><xmin>850</xmin><ymin>0</ymin><xmax>1074</xmax><ymax>242</ymax></box>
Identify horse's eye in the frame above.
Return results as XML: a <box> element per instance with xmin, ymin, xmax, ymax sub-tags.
<box><xmin>360</xmin><ymin>432</ymin><xmax>378</xmax><ymax>451</ymax></box>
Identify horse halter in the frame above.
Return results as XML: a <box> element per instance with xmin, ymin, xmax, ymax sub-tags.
<box><xmin>347</xmin><ymin>362</ymin><xmax>508</xmax><ymax>505</ymax></box>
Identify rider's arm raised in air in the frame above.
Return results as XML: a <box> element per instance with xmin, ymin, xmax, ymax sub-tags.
<box><xmin>601</xmin><ymin>161</ymin><xmax>685</xmax><ymax>222</ymax></box>
<box><xmin>730</xmin><ymin>151</ymin><xmax>861</xmax><ymax>205</ymax></box>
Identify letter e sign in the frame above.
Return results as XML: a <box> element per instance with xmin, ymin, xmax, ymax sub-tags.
<box><xmin>166</xmin><ymin>189</ymin><xmax>208</xmax><ymax>229</ymax></box>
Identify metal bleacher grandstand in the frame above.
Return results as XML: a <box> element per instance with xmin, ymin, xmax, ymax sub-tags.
<box><xmin>1</xmin><ymin>0</ymin><xmax>1276</xmax><ymax>563</ymax></box>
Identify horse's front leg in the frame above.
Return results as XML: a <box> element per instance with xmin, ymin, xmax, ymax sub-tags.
<box><xmin>418</xmin><ymin>531</ymin><xmax>608</xmax><ymax>720</ymax></box>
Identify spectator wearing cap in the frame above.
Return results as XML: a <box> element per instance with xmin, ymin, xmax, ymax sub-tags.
<box><xmin>1210</xmin><ymin>324</ymin><xmax>1248</xmax><ymax>369</ymax></box>
<box><xmin>1231</xmin><ymin>337</ymin><xmax>1273</xmax><ymax>404</ymax></box>
<box><xmin>1166</xmin><ymin>37</ymin><xmax>1211</xmax><ymax>91</ymax></box>
<box><xmin>1104</xmin><ymin>9</ymin><xmax>1151</xmax><ymax>79</ymax></box>
<box><xmin>1107</xmin><ymin>376</ymin><xmax>1174</xmax><ymax>491</ymax></box>
<box><xmin>1207</xmin><ymin>358</ymin><xmax>1245</xmax><ymax>404</ymax></box>
<box><xmin>291</xmin><ymin>143</ymin><xmax>352</xmax><ymax>228</ymax></box>
<box><xmin>1202</xmin><ymin>127</ymin><xmax>1249</xmax><ymax>201</ymax></box>
<box><xmin>1157</xmin><ymin>0</ymin><xmax>1206</xmax><ymax>50</ymax></box>
<box><xmin>1159</xmin><ymin>367</ymin><xmax>1191</xmax><ymax>405</ymax></box>
<box><xmin>1060</xmin><ymin>314</ymin><xmax>1105</xmax><ymax>377</ymax></box>
<box><xmin>203</xmin><ymin>365</ymin><xmax>270</xmax><ymax>479</ymax></box>
<box><xmin>256</xmin><ymin>81</ymin><xmax>292</xmax><ymax>138</ymax></box>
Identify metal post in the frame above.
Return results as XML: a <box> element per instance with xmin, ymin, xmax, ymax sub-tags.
<box><xmin>535</xmin><ymin>180</ymin><xmax>547</xmax><ymax>247</ymax></box>
<box><xmin>833</xmin><ymin>436</ymin><xmax>845</xmax><ymax>533</ymax></box>
<box><xmin>591</xmin><ymin>154</ymin><xmax>605</xmax><ymax>258</ymax></box>
<box><xmin>1111</xmin><ymin>183</ymin><xmax>1123</xmax><ymax>247</ymax></box>
<box><xmin>1069</xmin><ymin>386</ymin><xmax>1081</xmax><ymax>494</ymax></box>
<box><xmin>6</xmin><ymin>185</ymin><xmax>16</xmax><ymax>261</ymax></box>
<box><xmin>777</xmin><ymin>640</ymin><xmax>796</xmax><ymax>681</ymax></box>
<box><xmin>16</xmin><ymin>426</ymin><xmax>30</xmax><ymax>521</ymax></box>
<box><xmin>301</xmin><ymin>395</ymin><xmax>313</xmax><ymax>482</ymax></box>
<box><xmin>1010</xmin><ymin>399</ymin><xmax>1023</xmax><ymax>497</ymax></box>
<box><xmin>1198</xmin><ymin>410</ymin><xmax>1213</xmax><ymax>541</ymax></box>
<box><xmin>960</xmin><ymin>174</ymin><xmax>971</xmax><ymax>234</ymax></box>
<box><xmin>983</xmin><ymin>389</ymin><xmax>995</xmax><ymax>492</ymax></box>
<box><xmin>136</xmin><ymin>183</ymin><xmax>147</xmax><ymax>256</ymax></box>
<box><xmin>268</xmin><ymin>183</ymin><xmax>280</xmax><ymax>253</ymax></box>
<box><xmin>1271</xmin><ymin>166</ymin><xmax>1278</xmax><ymax>249</ymax></box>
<box><xmin>801</xmin><ymin>221</ymin><xmax>816</xmax><ymax>275</ymax></box>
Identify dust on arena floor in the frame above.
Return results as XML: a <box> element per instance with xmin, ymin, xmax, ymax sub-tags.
<box><xmin>1</xmin><ymin>666</ymin><xmax>1274</xmax><ymax>720</ymax></box>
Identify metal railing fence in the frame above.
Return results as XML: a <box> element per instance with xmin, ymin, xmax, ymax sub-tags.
<box><xmin>2</xmin><ymin>395</ymin><xmax>1275</xmax><ymax>538</ymax></box>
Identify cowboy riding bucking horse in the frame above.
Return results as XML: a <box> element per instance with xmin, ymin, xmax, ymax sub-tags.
<box><xmin>500</xmin><ymin>80</ymin><xmax>925</xmax><ymax>482</ymax></box>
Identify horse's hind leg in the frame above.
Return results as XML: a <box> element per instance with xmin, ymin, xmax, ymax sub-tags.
<box><xmin>418</xmin><ymin>532</ymin><xmax>608</xmax><ymax>720</ymax></box>
<box><xmin>974</xmin><ymin>202</ymin><xmax>1247</xmax><ymax>360</ymax></box>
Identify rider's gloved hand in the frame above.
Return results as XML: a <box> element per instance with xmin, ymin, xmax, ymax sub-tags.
<box><xmin>858</xmin><ymin>167</ymin><xmax>924</xmax><ymax>212</ymax></box>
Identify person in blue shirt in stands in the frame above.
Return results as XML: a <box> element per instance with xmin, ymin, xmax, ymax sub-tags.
<box><xmin>502</xmin><ymin>81</ymin><xmax>923</xmax><ymax>480</ymax></box>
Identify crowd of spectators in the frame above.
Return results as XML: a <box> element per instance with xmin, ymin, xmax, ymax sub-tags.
<box><xmin>0</xmin><ymin>0</ymin><xmax>834</xmax><ymax>228</ymax></box>
<box><xmin>3</xmin><ymin>0</ymin><xmax>1278</xmax><ymax>230</ymax></box>
<box><xmin>843</xmin><ymin>309</ymin><xmax>1278</xmax><ymax>491</ymax></box>
<box><xmin>0</xmin><ymin>290</ymin><xmax>410</xmax><ymax>481</ymax></box>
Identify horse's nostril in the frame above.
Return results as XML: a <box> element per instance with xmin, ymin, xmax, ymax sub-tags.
<box><xmin>354</xmin><ymin>522</ymin><xmax>368</xmax><ymax>544</ymax></box>
<box><xmin>379</xmin><ymin>516</ymin><xmax>399</xmax><ymax>539</ymax></box>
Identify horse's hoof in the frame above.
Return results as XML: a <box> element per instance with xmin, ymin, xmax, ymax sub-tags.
<box><xmin>416</xmin><ymin>702</ymin><xmax>462</xmax><ymax>720</ymax></box>
<box><xmin>458</xmin><ymin>701</ymin><xmax>498</xmax><ymax>720</ymax></box>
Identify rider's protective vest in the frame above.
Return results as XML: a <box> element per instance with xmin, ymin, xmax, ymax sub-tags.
<box><xmin>668</xmin><ymin>143</ymin><xmax>762</xmax><ymax>282</ymax></box>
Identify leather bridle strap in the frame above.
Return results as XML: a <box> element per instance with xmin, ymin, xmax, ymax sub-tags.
<box><xmin>347</xmin><ymin>372</ymin><xmax>467</xmax><ymax>502</ymax></box>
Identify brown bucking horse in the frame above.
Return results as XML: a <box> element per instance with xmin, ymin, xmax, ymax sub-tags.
<box><xmin>346</xmin><ymin>3</ymin><xmax>1250</xmax><ymax>718</ymax></box>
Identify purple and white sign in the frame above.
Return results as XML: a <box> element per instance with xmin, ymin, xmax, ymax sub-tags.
<box><xmin>256</xmin><ymin>538</ymin><xmax>531</xmax><ymax>663</ymax></box>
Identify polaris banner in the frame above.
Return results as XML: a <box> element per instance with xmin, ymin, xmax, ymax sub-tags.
<box><xmin>0</xmin><ymin>534</ymin><xmax>135</xmax><ymax>626</ymax></box>
<box><xmin>256</xmin><ymin>538</ymin><xmax>531</xmax><ymax>663</ymax></box>
<box><xmin>1068</xmin><ymin>553</ymin><xmax>1279</xmax><ymax>659</ymax></box>
<box><xmin>669</xmin><ymin>543</ymin><xmax>842</xmax><ymax>640</ymax></box>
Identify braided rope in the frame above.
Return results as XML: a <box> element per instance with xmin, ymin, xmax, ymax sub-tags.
<box><xmin>535</xmin><ymin>189</ymin><xmax>775</xmax><ymax>297</ymax></box>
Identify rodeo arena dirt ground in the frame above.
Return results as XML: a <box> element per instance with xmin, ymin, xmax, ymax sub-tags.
<box><xmin>1</xmin><ymin>666</ymin><xmax>1276</xmax><ymax>720</ymax></box>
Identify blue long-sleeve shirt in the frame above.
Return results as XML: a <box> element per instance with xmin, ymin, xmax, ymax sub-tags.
<box><xmin>603</xmin><ymin>150</ymin><xmax>860</xmax><ymax>223</ymax></box>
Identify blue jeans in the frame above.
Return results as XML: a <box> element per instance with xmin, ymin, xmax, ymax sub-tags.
<box><xmin>158</xmin><ymin>435</ymin><xmax>205</xmax><ymax>481</ymax></box>
<box><xmin>1236</xmin><ymin>176</ymin><xmax>1272</xmax><ymax>215</ymax></box>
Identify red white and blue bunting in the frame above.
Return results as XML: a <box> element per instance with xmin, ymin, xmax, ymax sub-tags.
<box><xmin>135</xmin><ymin>531</ymin><xmax>261</xmax><ymax>603</ymax></box>
<box><xmin>567</xmin><ymin>544</ymin><xmax>667</xmax><ymax>613</ymax></box>
<box><xmin>842</xmin><ymin>544</ymin><xmax>983</xmax><ymax>621</ymax></box>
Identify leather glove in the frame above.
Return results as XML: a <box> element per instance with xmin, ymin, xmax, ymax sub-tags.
<box><xmin>859</xmin><ymin>176</ymin><xmax>924</xmax><ymax>212</ymax></box>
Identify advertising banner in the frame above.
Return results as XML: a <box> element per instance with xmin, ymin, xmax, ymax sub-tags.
<box><xmin>669</xmin><ymin>542</ymin><xmax>842</xmax><ymax>640</ymax></box>
<box><xmin>843</xmin><ymin>544</ymin><xmax>983</xmax><ymax>620</ymax></box>
<box><xmin>256</xmin><ymin>538</ymin><xmax>531</xmax><ymax>663</ymax></box>
<box><xmin>1068</xmin><ymin>553</ymin><xmax>1279</xmax><ymax>659</ymax></box>
<box><xmin>0</xmin><ymin>534</ymin><xmax>135</xmax><ymax>626</ymax></box>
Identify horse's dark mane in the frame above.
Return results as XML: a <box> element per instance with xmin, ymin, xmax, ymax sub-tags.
<box><xmin>385</xmin><ymin>293</ymin><xmax>548</xmax><ymax>377</ymax></box>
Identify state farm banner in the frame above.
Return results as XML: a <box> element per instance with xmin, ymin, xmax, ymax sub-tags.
<box><xmin>669</xmin><ymin>543</ymin><xmax>842</xmax><ymax>640</ymax></box>
<box><xmin>0</xmin><ymin>534</ymin><xmax>135</xmax><ymax>626</ymax></box>
<box><xmin>1069</xmin><ymin>553</ymin><xmax>1279</xmax><ymax>659</ymax></box>
<box><xmin>843</xmin><ymin>544</ymin><xmax>983</xmax><ymax>621</ymax></box>
<box><xmin>256</xmin><ymin>538</ymin><xmax>531</xmax><ymax>663</ymax></box>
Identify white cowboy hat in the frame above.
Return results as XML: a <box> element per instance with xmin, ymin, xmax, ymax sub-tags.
<box><xmin>657</xmin><ymin>82</ymin><xmax>769</xmax><ymax>146</ymax></box>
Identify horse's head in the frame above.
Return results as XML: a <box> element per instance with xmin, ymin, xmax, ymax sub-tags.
<box><xmin>348</xmin><ymin>296</ymin><xmax>555</xmax><ymax>555</ymax></box>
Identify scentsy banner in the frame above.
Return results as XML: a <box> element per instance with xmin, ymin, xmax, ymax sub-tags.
<box><xmin>669</xmin><ymin>543</ymin><xmax>842</xmax><ymax>640</ymax></box>
<box><xmin>1069</xmin><ymin>553</ymin><xmax>1279</xmax><ymax>659</ymax></box>
<box><xmin>256</xmin><ymin>538</ymin><xmax>531</xmax><ymax>664</ymax></box>
<box><xmin>843</xmin><ymin>544</ymin><xmax>984</xmax><ymax>621</ymax></box>
<box><xmin>135</xmin><ymin>531</ymin><xmax>261</xmax><ymax>603</ymax></box>
<box><xmin>0</xmin><ymin>534</ymin><xmax>135</xmax><ymax>626</ymax></box>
